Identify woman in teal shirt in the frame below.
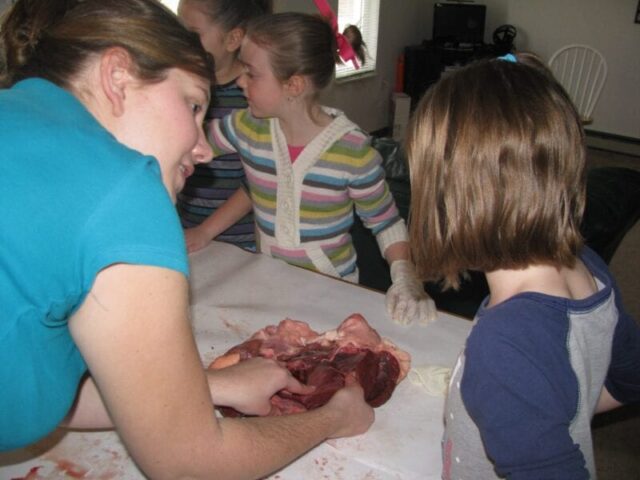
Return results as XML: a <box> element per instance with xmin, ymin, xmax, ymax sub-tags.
<box><xmin>0</xmin><ymin>0</ymin><xmax>373</xmax><ymax>478</ymax></box>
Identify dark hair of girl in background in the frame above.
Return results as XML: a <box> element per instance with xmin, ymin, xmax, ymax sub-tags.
<box><xmin>185</xmin><ymin>0</ymin><xmax>273</xmax><ymax>31</ymax></box>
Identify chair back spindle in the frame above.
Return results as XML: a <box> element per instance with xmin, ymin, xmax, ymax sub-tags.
<box><xmin>549</xmin><ymin>44</ymin><xmax>608</xmax><ymax>125</ymax></box>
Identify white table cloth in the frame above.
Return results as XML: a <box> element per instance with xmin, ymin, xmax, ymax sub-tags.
<box><xmin>0</xmin><ymin>241</ymin><xmax>472</xmax><ymax>480</ymax></box>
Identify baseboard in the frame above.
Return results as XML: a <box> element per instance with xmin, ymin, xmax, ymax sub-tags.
<box><xmin>585</xmin><ymin>130</ymin><xmax>640</xmax><ymax>157</ymax></box>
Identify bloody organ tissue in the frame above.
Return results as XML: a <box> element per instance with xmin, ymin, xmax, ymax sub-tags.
<box><xmin>209</xmin><ymin>313</ymin><xmax>411</xmax><ymax>416</ymax></box>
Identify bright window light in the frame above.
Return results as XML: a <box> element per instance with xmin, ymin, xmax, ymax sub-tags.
<box><xmin>336</xmin><ymin>0</ymin><xmax>379</xmax><ymax>80</ymax></box>
<box><xmin>160</xmin><ymin>0</ymin><xmax>179</xmax><ymax>14</ymax></box>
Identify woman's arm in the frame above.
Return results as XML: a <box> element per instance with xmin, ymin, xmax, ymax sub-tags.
<box><xmin>63</xmin><ymin>356</ymin><xmax>315</xmax><ymax>428</ymax></box>
<box><xmin>62</xmin><ymin>375</ymin><xmax>113</xmax><ymax>429</ymax></box>
<box><xmin>205</xmin><ymin>356</ymin><xmax>315</xmax><ymax>415</ymax></box>
<box><xmin>184</xmin><ymin>188</ymin><xmax>253</xmax><ymax>253</ymax></box>
<box><xmin>69</xmin><ymin>264</ymin><xmax>373</xmax><ymax>480</ymax></box>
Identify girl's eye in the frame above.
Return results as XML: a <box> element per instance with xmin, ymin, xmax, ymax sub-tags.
<box><xmin>191</xmin><ymin>103</ymin><xmax>203</xmax><ymax>115</ymax></box>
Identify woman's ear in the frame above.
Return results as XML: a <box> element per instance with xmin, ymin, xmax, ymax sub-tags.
<box><xmin>99</xmin><ymin>47</ymin><xmax>134</xmax><ymax>117</ymax></box>
<box><xmin>224</xmin><ymin>27</ymin><xmax>245</xmax><ymax>53</ymax></box>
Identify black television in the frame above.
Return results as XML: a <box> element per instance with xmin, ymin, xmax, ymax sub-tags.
<box><xmin>432</xmin><ymin>2</ymin><xmax>486</xmax><ymax>47</ymax></box>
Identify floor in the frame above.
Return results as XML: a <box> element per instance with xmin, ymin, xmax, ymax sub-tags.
<box><xmin>585</xmin><ymin>147</ymin><xmax>640</xmax><ymax>480</ymax></box>
<box><xmin>586</xmin><ymin>147</ymin><xmax>640</xmax><ymax>321</ymax></box>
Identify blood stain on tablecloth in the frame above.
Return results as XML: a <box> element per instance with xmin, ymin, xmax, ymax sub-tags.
<box><xmin>11</xmin><ymin>461</ymin><xmax>90</xmax><ymax>480</ymax></box>
<box><xmin>309</xmin><ymin>453</ymin><xmax>384</xmax><ymax>480</ymax></box>
<box><xmin>11</xmin><ymin>465</ymin><xmax>42</xmax><ymax>480</ymax></box>
<box><xmin>53</xmin><ymin>459</ymin><xmax>88</xmax><ymax>478</ymax></box>
<box><xmin>17</xmin><ymin>436</ymin><xmax>130</xmax><ymax>479</ymax></box>
<box><xmin>221</xmin><ymin>317</ymin><xmax>251</xmax><ymax>339</ymax></box>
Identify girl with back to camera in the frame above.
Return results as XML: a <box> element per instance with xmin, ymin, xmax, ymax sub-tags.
<box><xmin>406</xmin><ymin>53</ymin><xmax>640</xmax><ymax>479</ymax></box>
<box><xmin>0</xmin><ymin>0</ymin><xmax>374</xmax><ymax>477</ymax></box>
<box><xmin>206</xmin><ymin>9</ymin><xmax>437</xmax><ymax>326</ymax></box>
<box><xmin>177</xmin><ymin>0</ymin><xmax>272</xmax><ymax>252</ymax></box>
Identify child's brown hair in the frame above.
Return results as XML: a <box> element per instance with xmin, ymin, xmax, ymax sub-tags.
<box><xmin>244</xmin><ymin>12</ymin><xmax>364</xmax><ymax>97</ymax></box>
<box><xmin>407</xmin><ymin>54</ymin><xmax>586</xmax><ymax>289</ymax></box>
<box><xmin>245</xmin><ymin>12</ymin><xmax>337</xmax><ymax>94</ymax></box>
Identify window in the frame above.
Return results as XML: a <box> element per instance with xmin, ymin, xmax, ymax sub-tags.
<box><xmin>160</xmin><ymin>0</ymin><xmax>179</xmax><ymax>13</ymax></box>
<box><xmin>336</xmin><ymin>0</ymin><xmax>380</xmax><ymax>80</ymax></box>
<box><xmin>159</xmin><ymin>0</ymin><xmax>379</xmax><ymax>80</ymax></box>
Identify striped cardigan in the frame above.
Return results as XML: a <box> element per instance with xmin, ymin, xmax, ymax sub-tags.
<box><xmin>209</xmin><ymin>108</ymin><xmax>407</xmax><ymax>281</ymax></box>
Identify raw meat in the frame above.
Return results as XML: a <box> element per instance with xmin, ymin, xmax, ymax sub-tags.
<box><xmin>209</xmin><ymin>313</ymin><xmax>411</xmax><ymax>416</ymax></box>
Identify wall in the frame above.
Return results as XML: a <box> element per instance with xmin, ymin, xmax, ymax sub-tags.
<box><xmin>503</xmin><ymin>0</ymin><xmax>640</xmax><ymax>140</ymax></box>
<box><xmin>274</xmin><ymin>0</ymin><xmax>326</xmax><ymax>14</ymax></box>
<box><xmin>321</xmin><ymin>0</ymin><xmax>433</xmax><ymax>132</ymax></box>
<box><xmin>275</xmin><ymin>0</ymin><xmax>434</xmax><ymax>133</ymax></box>
<box><xmin>276</xmin><ymin>0</ymin><xmax>639</xmax><ymax>140</ymax></box>
<box><xmin>2</xmin><ymin>1</ymin><xmax>636</xmax><ymax>137</ymax></box>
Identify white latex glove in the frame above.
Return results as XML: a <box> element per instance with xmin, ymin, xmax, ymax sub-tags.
<box><xmin>385</xmin><ymin>260</ymin><xmax>437</xmax><ymax>326</ymax></box>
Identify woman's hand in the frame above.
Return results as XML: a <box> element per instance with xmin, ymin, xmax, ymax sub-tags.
<box><xmin>323</xmin><ymin>376</ymin><xmax>374</xmax><ymax>438</ymax></box>
<box><xmin>207</xmin><ymin>357</ymin><xmax>314</xmax><ymax>415</ymax></box>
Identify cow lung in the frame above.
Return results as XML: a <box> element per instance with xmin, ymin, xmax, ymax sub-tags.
<box><xmin>209</xmin><ymin>313</ymin><xmax>411</xmax><ymax>416</ymax></box>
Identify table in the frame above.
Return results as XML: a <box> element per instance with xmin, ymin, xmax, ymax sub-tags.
<box><xmin>0</xmin><ymin>241</ymin><xmax>472</xmax><ymax>480</ymax></box>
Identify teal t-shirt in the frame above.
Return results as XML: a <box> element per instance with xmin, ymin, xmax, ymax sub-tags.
<box><xmin>0</xmin><ymin>78</ymin><xmax>188</xmax><ymax>450</ymax></box>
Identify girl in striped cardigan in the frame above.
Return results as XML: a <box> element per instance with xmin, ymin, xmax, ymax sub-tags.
<box><xmin>205</xmin><ymin>11</ymin><xmax>436</xmax><ymax>326</ymax></box>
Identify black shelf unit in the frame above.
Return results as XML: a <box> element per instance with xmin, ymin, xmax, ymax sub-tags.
<box><xmin>403</xmin><ymin>41</ymin><xmax>493</xmax><ymax>108</ymax></box>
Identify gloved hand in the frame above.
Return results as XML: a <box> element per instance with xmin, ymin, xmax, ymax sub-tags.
<box><xmin>385</xmin><ymin>260</ymin><xmax>437</xmax><ymax>326</ymax></box>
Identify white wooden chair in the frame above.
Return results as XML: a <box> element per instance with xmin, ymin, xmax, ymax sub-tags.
<box><xmin>548</xmin><ymin>44</ymin><xmax>608</xmax><ymax>125</ymax></box>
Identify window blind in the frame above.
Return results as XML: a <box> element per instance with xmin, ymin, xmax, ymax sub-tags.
<box><xmin>336</xmin><ymin>0</ymin><xmax>380</xmax><ymax>79</ymax></box>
